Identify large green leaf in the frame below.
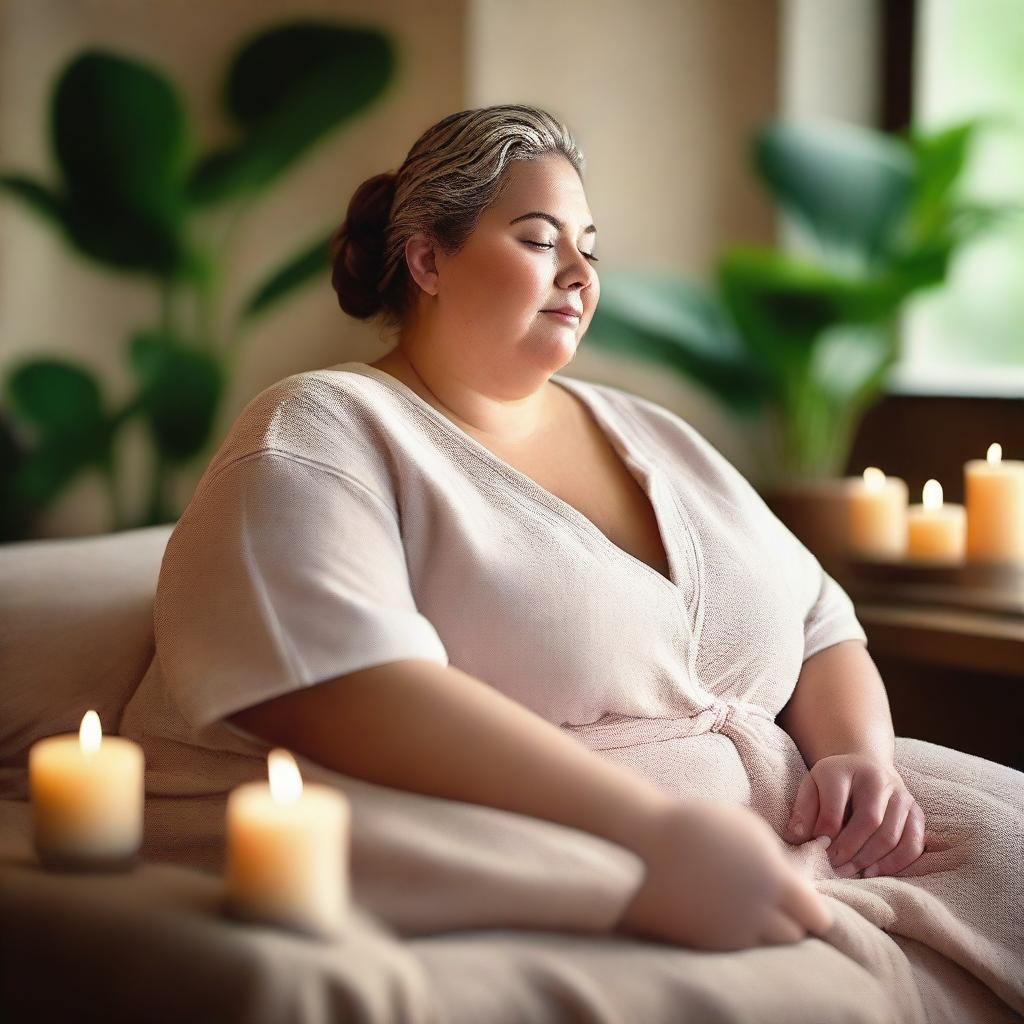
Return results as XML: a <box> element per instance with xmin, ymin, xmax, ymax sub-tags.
<box><xmin>6</xmin><ymin>359</ymin><xmax>105</xmax><ymax>435</ymax></box>
<box><xmin>54</xmin><ymin>51</ymin><xmax>191</xmax><ymax>222</ymax></box>
<box><xmin>240</xmin><ymin>229</ymin><xmax>333</xmax><ymax>320</ymax></box>
<box><xmin>128</xmin><ymin>331</ymin><xmax>224</xmax><ymax>462</ymax></box>
<box><xmin>904</xmin><ymin>116</ymin><xmax>1014</xmax><ymax>240</ymax></box>
<box><xmin>753</xmin><ymin>120</ymin><xmax>915</xmax><ymax>262</ymax></box>
<box><xmin>48</xmin><ymin>51</ymin><xmax>193</xmax><ymax>275</ymax></box>
<box><xmin>718</xmin><ymin>248</ymin><xmax>902</xmax><ymax>382</ymax></box>
<box><xmin>906</xmin><ymin>120</ymin><xmax>976</xmax><ymax>235</ymax></box>
<box><xmin>3</xmin><ymin>359</ymin><xmax>114</xmax><ymax>504</ymax></box>
<box><xmin>882</xmin><ymin>236</ymin><xmax>957</xmax><ymax>296</ymax></box>
<box><xmin>879</xmin><ymin>203</ymin><xmax>1014</xmax><ymax>303</ymax></box>
<box><xmin>61</xmin><ymin>203</ymin><xmax>188</xmax><ymax>276</ymax></box>
<box><xmin>188</xmin><ymin>23</ymin><xmax>395</xmax><ymax>204</ymax></box>
<box><xmin>0</xmin><ymin>173</ymin><xmax>195</xmax><ymax>280</ymax></box>
<box><xmin>586</xmin><ymin>271</ymin><xmax>775</xmax><ymax>415</ymax></box>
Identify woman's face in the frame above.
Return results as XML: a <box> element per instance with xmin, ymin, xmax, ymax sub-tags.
<box><xmin>415</xmin><ymin>153</ymin><xmax>600</xmax><ymax>389</ymax></box>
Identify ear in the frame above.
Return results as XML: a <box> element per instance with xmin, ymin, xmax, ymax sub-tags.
<box><xmin>404</xmin><ymin>232</ymin><xmax>440</xmax><ymax>296</ymax></box>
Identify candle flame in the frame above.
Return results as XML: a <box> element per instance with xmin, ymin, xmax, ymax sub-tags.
<box><xmin>862</xmin><ymin>467</ymin><xmax>886</xmax><ymax>491</ymax></box>
<box><xmin>922</xmin><ymin>479</ymin><xmax>943</xmax><ymax>510</ymax></box>
<box><xmin>79</xmin><ymin>710</ymin><xmax>102</xmax><ymax>755</ymax></box>
<box><xmin>987</xmin><ymin>443</ymin><xmax>1002</xmax><ymax>465</ymax></box>
<box><xmin>268</xmin><ymin>748</ymin><xmax>303</xmax><ymax>804</ymax></box>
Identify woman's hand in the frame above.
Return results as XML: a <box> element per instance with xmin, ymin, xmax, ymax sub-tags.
<box><xmin>784</xmin><ymin>753</ymin><xmax>926</xmax><ymax>878</ymax></box>
<box><xmin>617</xmin><ymin>798</ymin><xmax>834</xmax><ymax>951</ymax></box>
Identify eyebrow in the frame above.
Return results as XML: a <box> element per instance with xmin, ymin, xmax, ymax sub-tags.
<box><xmin>509</xmin><ymin>211</ymin><xmax>597</xmax><ymax>235</ymax></box>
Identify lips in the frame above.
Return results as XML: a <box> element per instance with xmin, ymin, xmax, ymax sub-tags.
<box><xmin>543</xmin><ymin>310</ymin><xmax>581</xmax><ymax>326</ymax></box>
<box><xmin>542</xmin><ymin>307</ymin><xmax>582</xmax><ymax>318</ymax></box>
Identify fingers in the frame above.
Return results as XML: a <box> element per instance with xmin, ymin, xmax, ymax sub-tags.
<box><xmin>781</xmin><ymin>873</ymin><xmax>834</xmax><ymax>937</ymax></box>
<box><xmin>785</xmin><ymin>773</ymin><xmax>821</xmax><ymax>843</ymax></box>
<box><xmin>811</xmin><ymin>771</ymin><xmax>852</xmax><ymax>843</ymax></box>
<box><xmin>758</xmin><ymin>908</ymin><xmax>807</xmax><ymax>945</ymax></box>
<box><xmin>835</xmin><ymin>793</ymin><xmax>911</xmax><ymax>874</ymax></box>
<box><xmin>862</xmin><ymin>802</ymin><xmax>927</xmax><ymax>878</ymax></box>
<box><xmin>827</xmin><ymin>778</ymin><xmax>894</xmax><ymax>870</ymax></box>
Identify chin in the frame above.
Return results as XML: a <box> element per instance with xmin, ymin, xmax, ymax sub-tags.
<box><xmin>521</xmin><ymin>333</ymin><xmax>576</xmax><ymax>373</ymax></box>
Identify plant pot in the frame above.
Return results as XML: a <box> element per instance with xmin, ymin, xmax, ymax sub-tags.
<box><xmin>762</xmin><ymin>478</ymin><xmax>850</xmax><ymax>576</ymax></box>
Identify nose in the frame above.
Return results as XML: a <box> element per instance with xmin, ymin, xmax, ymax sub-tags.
<box><xmin>555</xmin><ymin>247</ymin><xmax>597</xmax><ymax>297</ymax></box>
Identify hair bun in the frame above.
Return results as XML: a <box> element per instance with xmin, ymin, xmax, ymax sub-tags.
<box><xmin>330</xmin><ymin>171</ymin><xmax>398</xmax><ymax>319</ymax></box>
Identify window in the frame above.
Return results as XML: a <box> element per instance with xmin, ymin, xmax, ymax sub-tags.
<box><xmin>892</xmin><ymin>0</ymin><xmax>1024</xmax><ymax>396</ymax></box>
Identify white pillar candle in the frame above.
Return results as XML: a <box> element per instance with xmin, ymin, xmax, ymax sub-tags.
<box><xmin>846</xmin><ymin>467</ymin><xmax>908</xmax><ymax>560</ymax></box>
<box><xmin>225</xmin><ymin>749</ymin><xmax>350</xmax><ymax>939</ymax></box>
<box><xmin>965</xmin><ymin>443</ymin><xmax>1024</xmax><ymax>564</ymax></box>
<box><xmin>906</xmin><ymin>480</ymin><xmax>966</xmax><ymax>564</ymax></box>
<box><xmin>29</xmin><ymin>710</ymin><xmax>145</xmax><ymax>870</ymax></box>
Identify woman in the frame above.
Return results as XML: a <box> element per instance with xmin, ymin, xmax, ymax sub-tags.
<box><xmin>121</xmin><ymin>105</ymin><xmax>1023</xmax><ymax>1020</ymax></box>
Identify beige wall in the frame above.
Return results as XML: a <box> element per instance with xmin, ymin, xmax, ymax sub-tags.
<box><xmin>1</xmin><ymin>0</ymin><xmax>779</xmax><ymax>538</ymax></box>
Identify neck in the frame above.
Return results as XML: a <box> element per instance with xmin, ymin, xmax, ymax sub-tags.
<box><xmin>373</xmin><ymin>337</ymin><xmax>564</xmax><ymax>446</ymax></box>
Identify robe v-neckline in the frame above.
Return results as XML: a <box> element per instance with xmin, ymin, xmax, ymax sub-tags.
<box><xmin>332</xmin><ymin>361</ymin><xmax>681</xmax><ymax>595</ymax></box>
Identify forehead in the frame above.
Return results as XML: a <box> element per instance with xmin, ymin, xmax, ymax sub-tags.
<box><xmin>487</xmin><ymin>155</ymin><xmax>593</xmax><ymax>223</ymax></box>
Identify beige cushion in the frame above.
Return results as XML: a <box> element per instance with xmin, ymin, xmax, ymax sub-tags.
<box><xmin>0</xmin><ymin>524</ymin><xmax>173</xmax><ymax>767</ymax></box>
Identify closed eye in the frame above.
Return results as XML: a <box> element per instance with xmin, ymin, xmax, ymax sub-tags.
<box><xmin>524</xmin><ymin>240</ymin><xmax>600</xmax><ymax>263</ymax></box>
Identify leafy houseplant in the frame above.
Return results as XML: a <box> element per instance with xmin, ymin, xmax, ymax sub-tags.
<box><xmin>0</xmin><ymin>22</ymin><xmax>396</xmax><ymax>542</ymax></box>
<box><xmin>586</xmin><ymin>118</ymin><xmax>1007</xmax><ymax>494</ymax></box>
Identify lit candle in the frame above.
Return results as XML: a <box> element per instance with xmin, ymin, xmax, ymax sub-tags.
<box><xmin>29</xmin><ymin>710</ymin><xmax>145</xmax><ymax>870</ymax></box>
<box><xmin>224</xmin><ymin>749</ymin><xmax>350</xmax><ymax>939</ymax></box>
<box><xmin>906</xmin><ymin>480</ymin><xmax>966</xmax><ymax>564</ymax></box>
<box><xmin>846</xmin><ymin>467</ymin><xmax>908</xmax><ymax>560</ymax></box>
<box><xmin>965</xmin><ymin>443</ymin><xmax>1024</xmax><ymax>564</ymax></box>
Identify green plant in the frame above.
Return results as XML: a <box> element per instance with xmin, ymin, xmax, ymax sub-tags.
<box><xmin>586</xmin><ymin>117</ymin><xmax>1012</xmax><ymax>484</ymax></box>
<box><xmin>0</xmin><ymin>22</ymin><xmax>396</xmax><ymax>541</ymax></box>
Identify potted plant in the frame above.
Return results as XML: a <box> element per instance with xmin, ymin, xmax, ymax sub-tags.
<box><xmin>0</xmin><ymin>22</ymin><xmax>396</xmax><ymax>542</ymax></box>
<box><xmin>586</xmin><ymin>117</ymin><xmax>1008</xmax><ymax>566</ymax></box>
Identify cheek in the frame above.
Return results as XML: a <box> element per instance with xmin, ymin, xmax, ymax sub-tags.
<box><xmin>514</xmin><ymin>260</ymin><xmax>551</xmax><ymax>305</ymax></box>
<box><xmin>501</xmin><ymin>246</ymin><xmax>546</xmax><ymax>286</ymax></box>
<box><xmin>473</xmin><ymin>247</ymin><xmax>548</xmax><ymax>310</ymax></box>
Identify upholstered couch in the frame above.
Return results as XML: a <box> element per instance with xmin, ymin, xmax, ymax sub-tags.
<box><xmin>0</xmin><ymin>526</ymin><xmax>904</xmax><ymax>1024</ymax></box>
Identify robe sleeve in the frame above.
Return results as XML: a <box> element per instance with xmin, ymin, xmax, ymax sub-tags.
<box><xmin>154</xmin><ymin>451</ymin><xmax>449</xmax><ymax>731</ymax></box>
<box><xmin>801</xmin><ymin>564</ymin><xmax>868</xmax><ymax>662</ymax></box>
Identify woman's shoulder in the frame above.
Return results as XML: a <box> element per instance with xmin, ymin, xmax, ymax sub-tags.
<box><xmin>195</xmin><ymin>363</ymin><xmax>415</xmax><ymax>497</ymax></box>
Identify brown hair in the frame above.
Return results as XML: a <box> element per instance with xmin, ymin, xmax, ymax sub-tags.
<box><xmin>329</xmin><ymin>104</ymin><xmax>585</xmax><ymax>333</ymax></box>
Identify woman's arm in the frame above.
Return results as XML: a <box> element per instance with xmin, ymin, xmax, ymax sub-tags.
<box><xmin>777</xmin><ymin>640</ymin><xmax>896</xmax><ymax>768</ymax></box>
<box><xmin>228</xmin><ymin>658</ymin><xmax>678</xmax><ymax>860</ymax></box>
